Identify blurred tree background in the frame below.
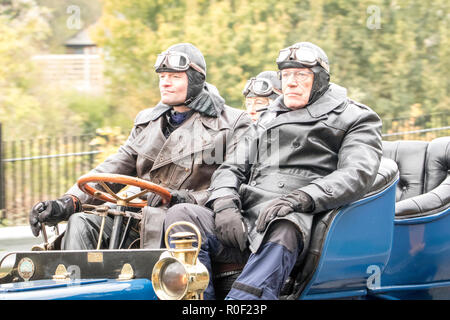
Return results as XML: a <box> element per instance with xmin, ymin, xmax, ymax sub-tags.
<box><xmin>0</xmin><ymin>0</ymin><xmax>449</xmax><ymax>139</ymax></box>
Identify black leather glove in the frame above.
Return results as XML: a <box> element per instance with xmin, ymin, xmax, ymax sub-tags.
<box><xmin>147</xmin><ymin>189</ymin><xmax>196</xmax><ymax>207</ymax></box>
<box><xmin>213</xmin><ymin>196</ymin><xmax>248</xmax><ymax>251</ymax></box>
<box><xmin>256</xmin><ymin>190</ymin><xmax>314</xmax><ymax>232</ymax></box>
<box><xmin>29</xmin><ymin>195</ymin><xmax>81</xmax><ymax>237</ymax></box>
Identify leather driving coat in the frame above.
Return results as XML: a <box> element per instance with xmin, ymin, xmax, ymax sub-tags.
<box><xmin>207</xmin><ymin>83</ymin><xmax>383</xmax><ymax>254</ymax></box>
<box><xmin>66</xmin><ymin>83</ymin><xmax>254</xmax><ymax>247</ymax></box>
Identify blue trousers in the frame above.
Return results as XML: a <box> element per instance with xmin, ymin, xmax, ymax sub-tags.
<box><xmin>226</xmin><ymin>219</ymin><xmax>303</xmax><ymax>300</ymax></box>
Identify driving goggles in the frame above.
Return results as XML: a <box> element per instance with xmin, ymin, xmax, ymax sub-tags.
<box><xmin>242</xmin><ymin>78</ymin><xmax>281</xmax><ymax>97</ymax></box>
<box><xmin>154</xmin><ymin>51</ymin><xmax>206</xmax><ymax>76</ymax></box>
<box><xmin>276</xmin><ymin>46</ymin><xmax>330</xmax><ymax>74</ymax></box>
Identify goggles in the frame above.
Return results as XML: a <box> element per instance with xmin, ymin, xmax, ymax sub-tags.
<box><xmin>242</xmin><ymin>78</ymin><xmax>281</xmax><ymax>97</ymax></box>
<box><xmin>154</xmin><ymin>51</ymin><xmax>206</xmax><ymax>76</ymax></box>
<box><xmin>276</xmin><ymin>46</ymin><xmax>330</xmax><ymax>74</ymax></box>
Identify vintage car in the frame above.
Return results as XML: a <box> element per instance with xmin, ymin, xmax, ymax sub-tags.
<box><xmin>0</xmin><ymin>136</ymin><xmax>449</xmax><ymax>300</ymax></box>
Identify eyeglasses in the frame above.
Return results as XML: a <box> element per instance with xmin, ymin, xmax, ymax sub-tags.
<box><xmin>280</xmin><ymin>70</ymin><xmax>314</xmax><ymax>82</ymax></box>
<box><xmin>242</xmin><ymin>78</ymin><xmax>281</xmax><ymax>97</ymax></box>
<box><xmin>276</xmin><ymin>46</ymin><xmax>329</xmax><ymax>74</ymax></box>
<box><xmin>154</xmin><ymin>51</ymin><xmax>206</xmax><ymax>76</ymax></box>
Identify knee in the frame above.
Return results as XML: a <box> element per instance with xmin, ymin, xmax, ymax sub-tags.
<box><xmin>264</xmin><ymin>220</ymin><xmax>303</xmax><ymax>254</ymax></box>
<box><xmin>165</xmin><ymin>203</ymin><xmax>204</xmax><ymax>225</ymax></box>
<box><xmin>268</xmin><ymin>220</ymin><xmax>299</xmax><ymax>235</ymax></box>
<box><xmin>65</xmin><ymin>212</ymin><xmax>98</xmax><ymax>236</ymax></box>
<box><xmin>66</xmin><ymin>212</ymin><xmax>88</xmax><ymax>231</ymax></box>
<box><xmin>164</xmin><ymin>204</ymin><xmax>215</xmax><ymax>241</ymax></box>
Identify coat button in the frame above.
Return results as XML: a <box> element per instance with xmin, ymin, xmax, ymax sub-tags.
<box><xmin>250</xmin><ymin>181</ymin><xmax>257</xmax><ymax>186</ymax></box>
<box><xmin>325</xmin><ymin>187</ymin><xmax>333</xmax><ymax>194</ymax></box>
<box><xmin>292</xmin><ymin>142</ymin><xmax>301</xmax><ymax>148</ymax></box>
<box><xmin>278</xmin><ymin>182</ymin><xmax>284</xmax><ymax>188</ymax></box>
<box><xmin>184</xmin><ymin>167</ymin><xmax>190</xmax><ymax>172</ymax></box>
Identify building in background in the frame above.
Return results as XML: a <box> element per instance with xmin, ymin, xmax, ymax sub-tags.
<box><xmin>32</xmin><ymin>24</ymin><xmax>104</xmax><ymax>93</ymax></box>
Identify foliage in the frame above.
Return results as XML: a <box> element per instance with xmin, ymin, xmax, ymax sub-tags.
<box><xmin>0</xmin><ymin>0</ymin><xmax>117</xmax><ymax>140</ymax></box>
<box><xmin>89</xmin><ymin>126</ymin><xmax>127</xmax><ymax>165</ymax></box>
<box><xmin>0</xmin><ymin>0</ymin><xmax>449</xmax><ymax>141</ymax></box>
<box><xmin>92</xmin><ymin>0</ymin><xmax>449</xmax><ymax>121</ymax></box>
<box><xmin>0</xmin><ymin>0</ymin><xmax>81</xmax><ymax>139</ymax></box>
<box><xmin>63</xmin><ymin>91</ymin><xmax>129</xmax><ymax>134</ymax></box>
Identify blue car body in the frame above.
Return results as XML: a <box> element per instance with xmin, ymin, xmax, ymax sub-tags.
<box><xmin>0</xmin><ymin>278</ymin><xmax>156</xmax><ymax>300</ymax></box>
<box><xmin>1</xmin><ymin>169</ymin><xmax>449</xmax><ymax>300</ymax></box>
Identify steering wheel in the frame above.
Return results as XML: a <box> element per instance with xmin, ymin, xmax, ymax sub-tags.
<box><xmin>76</xmin><ymin>173</ymin><xmax>172</xmax><ymax>250</ymax></box>
<box><xmin>77</xmin><ymin>173</ymin><xmax>172</xmax><ymax>208</ymax></box>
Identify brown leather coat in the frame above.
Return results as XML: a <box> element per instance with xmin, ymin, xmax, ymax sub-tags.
<box><xmin>66</xmin><ymin>84</ymin><xmax>254</xmax><ymax>246</ymax></box>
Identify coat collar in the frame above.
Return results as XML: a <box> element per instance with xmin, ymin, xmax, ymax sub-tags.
<box><xmin>150</xmin><ymin>111</ymin><xmax>216</xmax><ymax>171</ymax></box>
<box><xmin>135</xmin><ymin>101</ymin><xmax>229</xmax><ymax>132</ymax></box>
<box><xmin>259</xmin><ymin>83</ymin><xmax>348</xmax><ymax>129</ymax></box>
<box><xmin>306</xmin><ymin>83</ymin><xmax>348</xmax><ymax>118</ymax></box>
<box><xmin>134</xmin><ymin>103</ymin><xmax>171</xmax><ymax>126</ymax></box>
<box><xmin>267</xmin><ymin>83</ymin><xmax>347</xmax><ymax>117</ymax></box>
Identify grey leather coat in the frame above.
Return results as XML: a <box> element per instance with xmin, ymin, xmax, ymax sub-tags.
<box><xmin>207</xmin><ymin>83</ymin><xmax>383</xmax><ymax>254</ymax></box>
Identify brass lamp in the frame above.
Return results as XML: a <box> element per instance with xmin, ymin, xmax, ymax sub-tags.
<box><xmin>152</xmin><ymin>221</ymin><xmax>209</xmax><ymax>300</ymax></box>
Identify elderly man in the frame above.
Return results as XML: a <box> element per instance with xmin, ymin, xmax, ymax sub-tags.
<box><xmin>243</xmin><ymin>71</ymin><xmax>282</xmax><ymax>121</ymax></box>
<box><xmin>28</xmin><ymin>43</ymin><xmax>253</xmax><ymax>268</ymax></box>
<box><xmin>164</xmin><ymin>41</ymin><xmax>382</xmax><ymax>300</ymax></box>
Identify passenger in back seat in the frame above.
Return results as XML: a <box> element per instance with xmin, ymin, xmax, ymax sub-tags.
<box><xmin>243</xmin><ymin>71</ymin><xmax>282</xmax><ymax>122</ymax></box>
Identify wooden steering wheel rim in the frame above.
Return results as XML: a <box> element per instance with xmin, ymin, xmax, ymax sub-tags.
<box><xmin>77</xmin><ymin>173</ymin><xmax>172</xmax><ymax>208</ymax></box>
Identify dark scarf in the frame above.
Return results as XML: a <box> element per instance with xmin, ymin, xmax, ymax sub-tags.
<box><xmin>163</xmin><ymin>109</ymin><xmax>195</xmax><ymax>138</ymax></box>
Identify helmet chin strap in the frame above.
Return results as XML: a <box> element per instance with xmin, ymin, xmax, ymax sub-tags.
<box><xmin>170</xmin><ymin>102</ymin><xmax>188</xmax><ymax>108</ymax></box>
<box><xmin>306</xmin><ymin>66</ymin><xmax>330</xmax><ymax>106</ymax></box>
<box><xmin>167</xmin><ymin>68</ymin><xmax>204</xmax><ymax>108</ymax></box>
<box><xmin>167</xmin><ymin>95</ymin><xmax>194</xmax><ymax>108</ymax></box>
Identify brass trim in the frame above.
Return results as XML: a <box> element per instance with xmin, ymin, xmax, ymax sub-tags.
<box><xmin>164</xmin><ymin>221</ymin><xmax>202</xmax><ymax>264</ymax></box>
<box><xmin>31</xmin><ymin>244</ymin><xmax>46</xmax><ymax>251</ymax></box>
<box><xmin>18</xmin><ymin>257</ymin><xmax>35</xmax><ymax>281</ymax></box>
<box><xmin>87</xmin><ymin>252</ymin><xmax>103</xmax><ymax>263</ymax></box>
<box><xmin>152</xmin><ymin>222</ymin><xmax>209</xmax><ymax>300</ymax></box>
<box><xmin>53</xmin><ymin>264</ymin><xmax>69</xmax><ymax>280</ymax></box>
<box><xmin>118</xmin><ymin>263</ymin><xmax>135</xmax><ymax>280</ymax></box>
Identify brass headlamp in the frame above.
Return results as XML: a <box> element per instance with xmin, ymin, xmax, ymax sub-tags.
<box><xmin>151</xmin><ymin>222</ymin><xmax>209</xmax><ymax>300</ymax></box>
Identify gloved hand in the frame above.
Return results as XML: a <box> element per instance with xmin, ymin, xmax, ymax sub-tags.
<box><xmin>146</xmin><ymin>189</ymin><xmax>196</xmax><ymax>207</ymax></box>
<box><xmin>29</xmin><ymin>195</ymin><xmax>81</xmax><ymax>237</ymax></box>
<box><xmin>256</xmin><ymin>190</ymin><xmax>314</xmax><ymax>233</ymax></box>
<box><xmin>213</xmin><ymin>196</ymin><xmax>248</xmax><ymax>251</ymax></box>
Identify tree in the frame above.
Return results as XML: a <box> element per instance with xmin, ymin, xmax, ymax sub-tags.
<box><xmin>93</xmin><ymin>0</ymin><xmax>449</xmax><ymax>123</ymax></box>
<box><xmin>0</xmin><ymin>0</ymin><xmax>110</xmax><ymax>139</ymax></box>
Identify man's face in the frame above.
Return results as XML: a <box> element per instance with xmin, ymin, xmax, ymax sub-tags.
<box><xmin>245</xmin><ymin>97</ymin><xmax>271</xmax><ymax>122</ymax></box>
<box><xmin>158</xmin><ymin>71</ymin><xmax>188</xmax><ymax>105</ymax></box>
<box><xmin>281</xmin><ymin>68</ymin><xmax>314</xmax><ymax>110</ymax></box>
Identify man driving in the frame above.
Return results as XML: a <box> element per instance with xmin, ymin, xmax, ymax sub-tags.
<box><xmin>28</xmin><ymin>43</ymin><xmax>254</xmax><ymax>262</ymax></box>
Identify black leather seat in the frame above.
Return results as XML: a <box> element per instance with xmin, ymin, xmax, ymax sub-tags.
<box><xmin>382</xmin><ymin>136</ymin><xmax>450</xmax><ymax>218</ymax></box>
<box><xmin>285</xmin><ymin>137</ymin><xmax>450</xmax><ymax>299</ymax></box>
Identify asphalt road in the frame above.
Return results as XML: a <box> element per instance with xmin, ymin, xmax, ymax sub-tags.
<box><xmin>0</xmin><ymin>226</ymin><xmax>41</xmax><ymax>252</ymax></box>
<box><xmin>0</xmin><ymin>225</ymin><xmax>66</xmax><ymax>269</ymax></box>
